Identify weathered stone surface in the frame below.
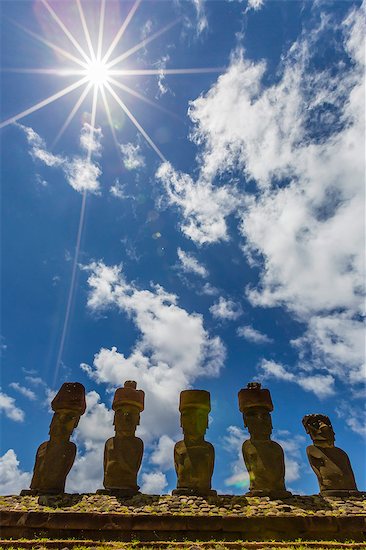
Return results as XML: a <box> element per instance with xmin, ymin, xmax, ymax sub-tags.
<box><xmin>173</xmin><ymin>390</ymin><xmax>216</xmax><ymax>497</ymax></box>
<box><xmin>21</xmin><ymin>383</ymin><xmax>86</xmax><ymax>496</ymax></box>
<box><xmin>303</xmin><ymin>413</ymin><xmax>359</xmax><ymax>496</ymax></box>
<box><xmin>238</xmin><ymin>382</ymin><xmax>291</xmax><ymax>499</ymax></box>
<box><xmin>102</xmin><ymin>381</ymin><xmax>144</xmax><ymax>495</ymax></box>
<box><xmin>1</xmin><ymin>495</ymin><xmax>366</xmax><ymax>542</ymax></box>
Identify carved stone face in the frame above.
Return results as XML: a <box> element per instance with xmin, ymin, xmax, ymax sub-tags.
<box><xmin>243</xmin><ymin>406</ymin><xmax>272</xmax><ymax>439</ymax></box>
<box><xmin>49</xmin><ymin>409</ymin><xmax>80</xmax><ymax>440</ymax></box>
<box><xmin>114</xmin><ymin>404</ymin><xmax>140</xmax><ymax>437</ymax></box>
<box><xmin>304</xmin><ymin>414</ymin><xmax>335</xmax><ymax>447</ymax></box>
<box><xmin>181</xmin><ymin>406</ymin><xmax>208</xmax><ymax>439</ymax></box>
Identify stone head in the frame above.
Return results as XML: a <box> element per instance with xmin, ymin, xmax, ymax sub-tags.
<box><xmin>238</xmin><ymin>382</ymin><xmax>274</xmax><ymax>440</ymax></box>
<box><xmin>112</xmin><ymin>381</ymin><xmax>144</xmax><ymax>438</ymax></box>
<box><xmin>302</xmin><ymin>413</ymin><xmax>335</xmax><ymax>447</ymax></box>
<box><xmin>179</xmin><ymin>390</ymin><xmax>210</xmax><ymax>440</ymax></box>
<box><xmin>49</xmin><ymin>382</ymin><xmax>86</xmax><ymax>441</ymax></box>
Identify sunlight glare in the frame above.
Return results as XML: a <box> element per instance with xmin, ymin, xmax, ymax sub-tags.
<box><xmin>85</xmin><ymin>59</ymin><xmax>110</xmax><ymax>88</ymax></box>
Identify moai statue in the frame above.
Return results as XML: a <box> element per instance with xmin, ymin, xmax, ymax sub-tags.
<box><xmin>173</xmin><ymin>389</ymin><xmax>216</xmax><ymax>496</ymax></box>
<box><xmin>102</xmin><ymin>381</ymin><xmax>144</xmax><ymax>496</ymax></box>
<box><xmin>238</xmin><ymin>382</ymin><xmax>291</xmax><ymax>498</ymax></box>
<box><xmin>21</xmin><ymin>382</ymin><xmax>86</xmax><ymax>495</ymax></box>
<box><xmin>302</xmin><ymin>414</ymin><xmax>359</xmax><ymax>496</ymax></box>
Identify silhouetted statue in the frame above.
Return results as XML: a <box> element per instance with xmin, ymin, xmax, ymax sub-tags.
<box><xmin>173</xmin><ymin>390</ymin><xmax>216</xmax><ymax>496</ymax></box>
<box><xmin>21</xmin><ymin>382</ymin><xmax>86</xmax><ymax>495</ymax></box>
<box><xmin>102</xmin><ymin>381</ymin><xmax>144</xmax><ymax>496</ymax></box>
<box><xmin>302</xmin><ymin>413</ymin><xmax>359</xmax><ymax>496</ymax></box>
<box><xmin>238</xmin><ymin>382</ymin><xmax>291</xmax><ymax>498</ymax></box>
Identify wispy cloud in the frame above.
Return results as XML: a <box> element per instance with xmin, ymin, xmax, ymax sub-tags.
<box><xmin>20</xmin><ymin>122</ymin><xmax>102</xmax><ymax>194</ymax></box>
<box><xmin>237</xmin><ymin>325</ymin><xmax>272</xmax><ymax>344</ymax></box>
<box><xmin>120</xmin><ymin>142</ymin><xmax>145</xmax><ymax>171</ymax></box>
<box><xmin>177</xmin><ymin>248</ymin><xmax>208</xmax><ymax>278</ymax></box>
<box><xmin>9</xmin><ymin>382</ymin><xmax>36</xmax><ymax>401</ymax></box>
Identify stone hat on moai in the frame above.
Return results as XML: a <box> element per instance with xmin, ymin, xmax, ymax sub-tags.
<box><xmin>238</xmin><ymin>382</ymin><xmax>274</xmax><ymax>413</ymax></box>
<box><xmin>51</xmin><ymin>382</ymin><xmax>86</xmax><ymax>414</ymax></box>
<box><xmin>112</xmin><ymin>381</ymin><xmax>145</xmax><ymax>411</ymax></box>
<box><xmin>179</xmin><ymin>389</ymin><xmax>211</xmax><ymax>412</ymax></box>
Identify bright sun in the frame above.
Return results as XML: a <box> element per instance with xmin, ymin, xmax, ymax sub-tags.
<box><xmin>85</xmin><ymin>59</ymin><xmax>110</xmax><ymax>88</ymax></box>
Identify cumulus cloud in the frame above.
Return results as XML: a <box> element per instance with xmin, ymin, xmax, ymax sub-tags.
<box><xmin>180</xmin><ymin>4</ymin><xmax>365</xmax><ymax>390</ymax></box>
<box><xmin>275</xmin><ymin>430</ymin><xmax>306</xmax><ymax>485</ymax></box>
<box><xmin>237</xmin><ymin>325</ymin><xmax>272</xmax><ymax>344</ymax></box>
<box><xmin>0</xmin><ymin>450</ymin><xmax>31</xmax><ymax>495</ymax></box>
<box><xmin>177</xmin><ymin>248</ymin><xmax>208</xmax><ymax>278</ymax></box>
<box><xmin>259</xmin><ymin>359</ymin><xmax>336</xmax><ymax>399</ymax></box>
<box><xmin>20</xmin><ymin>122</ymin><xmax>102</xmax><ymax>194</ymax></box>
<box><xmin>9</xmin><ymin>382</ymin><xmax>36</xmax><ymax>401</ymax></box>
<box><xmin>81</xmin><ymin>261</ymin><xmax>225</xmax><ymax>443</ymax></box>
<box><xmin>156</xmin><ymin>162</ymin><xmax>239</xmax><ymax>245</ymax></box>
<box><xmin>0</xmin><ymin>391</ymin><xmax>25</xmax><ymax>422</ymax></box>
<box><xmin>210</xmin><ymin>297</ymin><xmax>242</xmax><ymax>321</ymax></box>
<box><xmin>140</xmin><ymin>471</ymin><xmax>168</xmax><ymax>494</ymax></box>
<box><xmin>120</xmin><ymin>142</ymin><xmax>145</xmax><ymax>170</ymax></box>
<box><xmin>150</xmin><ymin>434</ymin><xmax>176</xmax><ymax>471</ymax></box>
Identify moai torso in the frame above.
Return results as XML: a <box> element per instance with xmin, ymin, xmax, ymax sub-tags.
<box><xmin>104</xmin><ymin>435</ymin><xmax>143</xmax><ymax>491</ymax></box>
<box><xmin>243</xmin><ymin>439</ymin><xmax>287</xmax><ymax>494</ymax></box>
<box><xmin>30</xmin><ymin>440</ymin><xmax>76</xmax><ymax>494</ymax></box>
<box><xmin>303</xmin><ymin>414</ymin><xmax>358</xmax><ymax>495</ymax></box>
<box><xmin>173</xmin><ymin>389</ymin><xmax>216</xmax><ymax>496</ymax></box>
<box><xmin>238</xmin><ymin>382</ymin><xmax>291</xmax><ymax>498</ymax></box>
<box><xmin>174</xmin><ymin>439</ymin><xmax>214</xmax><ymax>493</ymax></box>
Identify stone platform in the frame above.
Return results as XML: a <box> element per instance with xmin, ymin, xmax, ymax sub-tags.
<box><xmin>0</xmin><ymin>494</ymin><xmax>365</xmax><ymax>543</ymax></box>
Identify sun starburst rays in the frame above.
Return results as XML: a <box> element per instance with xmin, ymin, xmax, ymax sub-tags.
<box><xmin>1</xmin><ymin>0</ymin><xmax>224</xmax><ymax>383</ymax></box>
<box><xmin>2</xmin><ymin>1</ymin><xmax>223</xmax><ymax>157</ymax></box>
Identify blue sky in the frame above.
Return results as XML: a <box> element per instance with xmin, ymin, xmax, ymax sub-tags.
<box><xmin>1</xmin><ymin>0</ymin><xmax>365</xmax><ymax>496</ymax></box>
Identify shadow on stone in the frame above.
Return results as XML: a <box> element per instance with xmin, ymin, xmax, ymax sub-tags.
<box><xmin>37</xmin><ymin>493</ymin><xmax>84</xmax><ymax>508</ymax></box>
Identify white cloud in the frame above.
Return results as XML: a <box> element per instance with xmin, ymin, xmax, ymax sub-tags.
<box><xmin>201</xmin><ymin>282</ymin><xmax>219</xmax><ymax>296</ymax></box>
<box><xmin>140</xmin><ymin>471</ymin><xmax>168</xmax><ymax>494</ymax></box>
<box><xmin>120</xmin><ymin>142</ymin><xmax>145</xmax><ymax>170</ymax></box>
<box><xmin>237</xmin><ymin>325</ymin><xmax>272</xmax><ymax>344</ymax></box>
<box><xmin>275</xmin><ymin>431</ymin><xmax>306</xmax><ymax>484</ymax></box>
<box><xmin>177</xmin><ymin>248</ymin><xmax>208</xmax><ymax>278</ymax></box>
<box><xmin>246</xmin><ymin>0</ymin><xmax>264</xmax><ymax>11</ymax></box>
<box><xmin>0</xmin><ymin>391</ymin><xmax>25</xmax><ymax>422</ymax></box>
<box><xmin>150</xmin><ymin>434</ymin><xmax>176</xmax><ymax>471</ymax></box>
<box><xmin>80</xmin><ymin>123</ymin><xmax>103</xmax><ymax>156</ymax></box>
<box><xmin>110</xmin><ymin>179</ymin><xmax>128</xmax><ymax>199</ymax></box>
<box><xmin>156</xmin><ymin>162</ymin><xmax>239</xmax><ymax>245</ymax></box>
<box><xmin>192</xmin><ymin>0</ymin><xmax>208</xmax><ymax>35</ymax></box>
<box><xmin>9</xmin><ymin>382</ymin><xmax>36</xmax><ymax>401</ymax></box>
<box><xmin>81</xmin><ymin>262</ymin><xmax>225</xmax><ymax>443</ymax></box>
<box><xmin>20</xmin><ymin>122</ymin><xmax>102</xmax><ymax>194</ymax></box>
<box><xmin>259</xmin><ymin>359</ymin><xmax>335</xmax><ymax>398</ymax></box>
<box><xmin>336</xmin><ymin>402</ymin><xmax>366</xmax><ymax>438</ymax></box>
<box><xmin>0</xmin><ymin>450</ymin><xmax>31</xmax><ymax>495</ymax></box>
<box><xmin>210</xmin><ymin>296</ymin><xmax>242</xmax><ymax>321</ymax></box>
<box><xmin>25</xmin><ymin>376</ymin><xmax>46</xmax><ymax>386</ymax></box>
<box><xmin>182</xmin><ymin>4</ymin><xmax>365</xmax><ymax>389</ymax></box>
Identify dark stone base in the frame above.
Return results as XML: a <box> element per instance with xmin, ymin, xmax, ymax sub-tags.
<box><xmin>96</xmin><ymin>488</ymin><xmax>140</xmax><ymax>498</ymax></box>
<box><xmin>172</xmin><ymin>488</ymin><xmax>217</xmax><ymax>497</ymax></box>
<box><xmin>320</xmin><ymin>489</ymin><xmax>364</xmax><ymax>497</ymax></box>
<box><xmin>245</xmin><ymin>489</ymin><xmax>292</xmax><ymax>499</ymax></box>
<box><xmin>20</xmin><ymin>489</ymin><xmax>64</xmax><ymax>496</ymax></box>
